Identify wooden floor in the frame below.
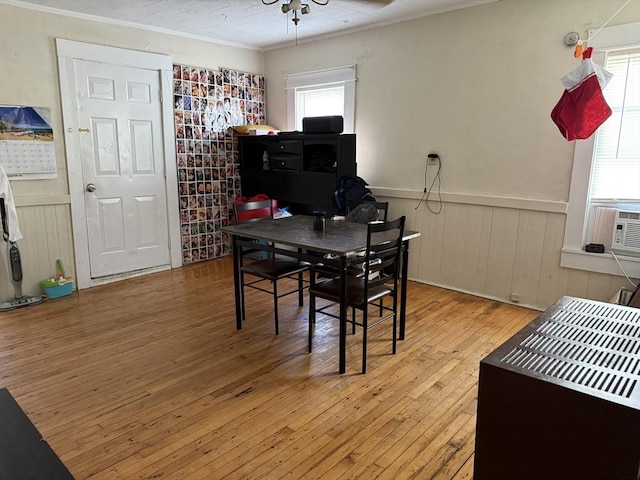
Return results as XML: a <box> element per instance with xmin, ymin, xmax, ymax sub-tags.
<box><xmin>0</xmin><ymin>257</ymin><xmax>539</xmax><ymax>479</ymax></box>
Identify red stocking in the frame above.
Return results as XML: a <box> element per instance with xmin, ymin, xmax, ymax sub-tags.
<box><xmin>551</xmin><ymin>47</ymin><xmax>613</xmax><ymax>141</ymax></box>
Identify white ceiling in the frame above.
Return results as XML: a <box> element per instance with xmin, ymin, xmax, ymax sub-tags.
<box><xmin>7</xmin><ymin>0</ymin><xmax>498</xmax><ymax>50</ymax></box>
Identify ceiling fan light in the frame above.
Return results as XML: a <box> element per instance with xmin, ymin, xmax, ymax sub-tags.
<box><xmin>301</xmin><ymin>5</ymin><xmax>310</xmax><ymax>14</ymax></box>
<box><xmin>290</xmin><ymin>0</ymin><xmax>303</xmax><ymax>9</ymax></box>
<box><xmin>281</xmin><ymin>2</ymin><xmax>292</xmax><ymax>13</ymax></box>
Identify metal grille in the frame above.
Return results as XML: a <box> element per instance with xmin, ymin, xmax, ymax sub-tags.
<box><xmin>502</xmin><ymin>298</ymin><xmax>640</xmax><ymax>400</ymax></box>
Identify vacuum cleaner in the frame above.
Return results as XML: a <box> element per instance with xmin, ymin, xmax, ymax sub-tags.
<box><xmin>0</xmin><ymin>198</ymin><xmax>43</xmax><ymax>311</ymax></box>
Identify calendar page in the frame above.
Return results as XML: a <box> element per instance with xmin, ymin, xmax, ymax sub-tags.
<box><xmin>0</xmin><ymin>105</ymin><xmax>57</xmax><ymax>179</ymax></box>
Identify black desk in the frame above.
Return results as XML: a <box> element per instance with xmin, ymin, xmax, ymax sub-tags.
<box><xmin>221</xmin><ymin>215</ymin><xmax>419</xmax><ymax>373</ymax></box>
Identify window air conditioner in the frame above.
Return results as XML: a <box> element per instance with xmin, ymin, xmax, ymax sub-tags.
<box><xmin>611</xmin><ymin>209</ymin><xmax>640</xmax><ymax>256</ymax></box>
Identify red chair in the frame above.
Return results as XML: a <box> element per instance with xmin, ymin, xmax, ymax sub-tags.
<box><xmin>233</xmin><ymin>200</ymin><xmax>309</xmax><ymax>334</ymax></box>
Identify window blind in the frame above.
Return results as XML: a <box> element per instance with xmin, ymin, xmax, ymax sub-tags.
<box><xmin>295</xmin><ymin>85</ymin><xmax>344</xmax><ymax>131</ymax></box>
<box><xmin>590</xmin><ymin>49</ymin><xmax>640</xmax><ymax>201</ymax></box>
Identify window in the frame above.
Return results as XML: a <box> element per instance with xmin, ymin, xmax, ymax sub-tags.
<box><xmin>562</xmin><ymin>22</ymin><xmax>640</xmax><ymax>277</ymax></box>
<box><xmin>591</xmin><ymin>49</ymin><xmax>640</xmax><ymax>202</ymax></box>
<box><xmin>295</xmin><ymin>85</ymin><xmax>344</xmax><ymax>130</ymax></box>
<box><xmin>285</xmin><ymin>65</ymin><xmax>356</xmax><ymax>133</ymax></box>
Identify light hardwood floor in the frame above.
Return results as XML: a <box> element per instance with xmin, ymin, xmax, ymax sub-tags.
<box><xmin>0</xmin><ymin>256</ymin><xmax>539</xmax><ymax>479</ymax></box>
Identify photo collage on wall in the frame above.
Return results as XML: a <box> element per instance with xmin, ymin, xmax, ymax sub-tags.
<box><xmin>173</xmin><ymin>64</ymin><xmax>266</xmax><ymax>264</ymax></box>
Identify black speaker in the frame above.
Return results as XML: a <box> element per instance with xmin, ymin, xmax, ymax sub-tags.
<box><xmin>302</xmin><ymin>116</ymin><xmax>344</xmax><ymax>134</ymax></box>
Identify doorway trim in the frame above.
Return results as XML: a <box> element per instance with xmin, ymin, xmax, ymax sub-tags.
<box><xmin>56</xmin><ymin>39</ymin><xmax>181</xmax><ymax>289</ymax></box>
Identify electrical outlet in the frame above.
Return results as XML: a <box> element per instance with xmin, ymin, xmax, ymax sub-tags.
<box><xmin>510</xmin><ymin>292</ymin><xmax>520</xmax><ymax>303</ymax></box>
<box><xmin>427</xmin><ymin>153</ymin><xmax>439</xmax><ymax>165</ymax></box>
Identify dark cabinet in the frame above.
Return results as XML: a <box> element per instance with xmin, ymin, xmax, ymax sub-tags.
<box><xmin>474</xmin><ymin>296</ymin><xmax>640</xmax><ymax>480</ymax></box>
<box><xmin>238</xmin><ymin>133</ymin><xmax>356</xmax><ymax>215</ymax></box>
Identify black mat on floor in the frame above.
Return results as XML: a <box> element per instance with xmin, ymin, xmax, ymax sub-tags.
<box><xmin>0</xmin><ymin>387</ymin><xmax>74</xmax><ymax>480</ymax></box>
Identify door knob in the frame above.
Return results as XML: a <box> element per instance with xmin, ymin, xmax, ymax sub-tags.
<box><xmin>86</xmin><ymin>183</ymin><xmax>97</xmax><ymax>192</ymax></box>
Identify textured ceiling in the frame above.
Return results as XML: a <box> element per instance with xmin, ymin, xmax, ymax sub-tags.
<box><xmin>6</xmin><ymin>0</ymin><xmax>498</xmax><ymax>49</ymax></box>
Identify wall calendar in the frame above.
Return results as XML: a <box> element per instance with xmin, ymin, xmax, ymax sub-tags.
<box><xmin>0</xmin><ymin>105</ymin><xmax>57</xmax><ymax>179</ymax></box>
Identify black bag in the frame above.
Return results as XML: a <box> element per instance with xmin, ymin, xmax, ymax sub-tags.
<box><xmin>334</xmin><ymin>176</ymin><xmax>376</xmax><ymax>214</ymax></box>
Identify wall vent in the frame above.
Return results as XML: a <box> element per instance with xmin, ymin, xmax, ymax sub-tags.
<box><xmin>499</xmin><ymin>297</ymin><xmax>640</xmax><ymax>404</ymax></box>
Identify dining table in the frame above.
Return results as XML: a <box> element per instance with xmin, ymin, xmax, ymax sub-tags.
<box><xmin>220</xmin><ymin>215</ymin><xmax>420</xmax><ymax>373</ymax></box>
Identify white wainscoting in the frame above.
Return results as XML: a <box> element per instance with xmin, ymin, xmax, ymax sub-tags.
<box><xmin>375</xmin><ymin>189</ymin><xmax>635</xmax><ymax>311</ymax></box>
<box><xmin>2</xmin><ymin>191</ymin><xmax>635</xmax><ymax>310</ymax></box>
<box><xmin>0</xmin><ymin>203</ymin><xmax>75</xmax><ymax>301</ymax></box>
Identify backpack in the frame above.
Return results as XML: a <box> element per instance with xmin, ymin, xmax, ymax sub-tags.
<box><xmin>334</xmin><ymin>176</ymin><xmax>376</xmax><ymax>215</ymax></box>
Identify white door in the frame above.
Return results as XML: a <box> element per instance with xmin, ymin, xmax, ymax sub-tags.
<box><xmin>75</xmin><ymin>60</ymin><xmax>170</xmax><ymax>278</ymax></box>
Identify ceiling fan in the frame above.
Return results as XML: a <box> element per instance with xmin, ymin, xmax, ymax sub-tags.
<box><xmin>262</xmin><ymin>0</ymin><xmax>395</xmax><ymax>25</ymax></box>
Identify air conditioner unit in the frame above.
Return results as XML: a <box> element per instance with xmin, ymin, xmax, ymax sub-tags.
<box><xmin>611</xmin><ymin>209</ymin><xmax>640</xmax><ymax>256</ymax></box>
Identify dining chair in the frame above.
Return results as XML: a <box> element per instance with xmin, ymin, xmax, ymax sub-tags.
<box><xmin>313</xmin><ymin>200</ymin><xmax>390</xmax><ymax>281</ymax></box>
<box><xmin>345</xmin><ymin>200</ymin><xmax>389</xmax><ymax>224</ymax></box>
<box><xmin>233</xmin><ymin>200</ymin><xmax>310</xmax><ymax>334</ymax></box>
<box><xmin>367</xmin><ymin>200</ymin><xmax>389</xmax><ymax>221</ymax></box>
<box><xmin>308</xmin><ymin>216</ymin><xmax>405</xmax><ymax>373</ymax></box>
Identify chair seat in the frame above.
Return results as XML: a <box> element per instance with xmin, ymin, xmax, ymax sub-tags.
<box><xmin>241</xmin><ymin>258</ymin><xmax>310</xmax><ymax>280</ymax></box>
<box><xmin>309</xmin><ymin>276</ymin><xmax>391</xmax><ymax>308</ymax></box>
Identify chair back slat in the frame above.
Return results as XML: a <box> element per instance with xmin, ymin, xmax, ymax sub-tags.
<box><xmin>233</xmin><ymin>200</ymin><xmax>274</xmax><ymax>224</ymax></box>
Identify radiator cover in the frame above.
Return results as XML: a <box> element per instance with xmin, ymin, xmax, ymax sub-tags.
<box><xmin>474</xmin><ymin>296</ymin><xmax>640</xmax><ymax>480</ymax></box>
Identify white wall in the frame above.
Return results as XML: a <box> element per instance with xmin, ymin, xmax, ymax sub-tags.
<box><xmin>0</xmin><ymin>3</ymin><xmax>264</xmax><ymax>300</ymax></box>
<box><xmin>264</xmin><ymin>0</ymin><xmax>640</xmax><ymax>309</ymax></box>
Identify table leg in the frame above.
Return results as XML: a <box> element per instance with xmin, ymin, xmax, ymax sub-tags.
<box><xmin>400</xmin><ymin>240</ymin><xmax>409</xmax><ymax>340</ymax></box>
<box><xmin>339</xmin><ymin>255</ymin><xmax>347</xmax><ymax>374</ymax></box>
<box><xmin>232</xmin><ymin>235</ymin><xmax>242</xmax><ymax>330</ymax></box>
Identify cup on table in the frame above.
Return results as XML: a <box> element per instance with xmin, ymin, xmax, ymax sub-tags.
<box><xmin>313</xmin><ymin>211</ymin><xmax>326</xmax><ymax>231</ymax></box>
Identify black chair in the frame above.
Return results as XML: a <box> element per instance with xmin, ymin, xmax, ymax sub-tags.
<box><xmin>373</xmin><ymin>201</ymin><xmax>389</xmax><ymax>221</ymax></box>
<box><xmin>308</xmin><ymin>216</ymin><xmax>405</xmax><ymax>373</ymax></box>
<box><xmin>233</xmin><ymin>200</ymin><xmax>310</xmax><ymax>334</ymax></box>
<box><xmin>345</xmin><ymin>200</ymin><xmax>389</xmax><ymax>224</ymax></box>
<box><xmin>314</xmin><ymin>200</ymin><xmax>390</xmax><ymax>280</ymax></box>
